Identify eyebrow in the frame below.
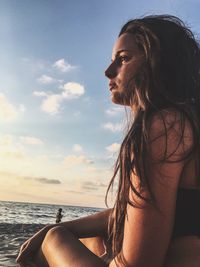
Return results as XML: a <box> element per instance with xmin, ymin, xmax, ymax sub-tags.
<box><xmin>111</xmin><ymin>49</ymin><xmax>131</xmax><ymax>61</ymax></box>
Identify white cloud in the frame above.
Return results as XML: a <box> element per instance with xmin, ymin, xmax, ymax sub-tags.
<box><xmin>41</xmin><ymin>94</ymin><xmax>62</xmax><ymax>115</ymax></box>
<box><xmin>63</xmin><ymin>155</ymin><xmax>93</xmax><ymax>168</ymax></box>
<box><xmin>0</xmin><ymin>93</ymin><xmax>19</xmax><ymax>122</ymax></box>
<box><xmin>62</xmin><ymin>82</ymin><xmax>85</xmax><ymax>99</ymax></box>
<box><xmin>20</xmin><ymin>136</ymin><xmax>44</xmax><ymax>145</ymax></box>
<box><xmin>58</xmin><ymin>79</ymin><xmax>64</xmax><ymax>84</ymax></box>
<box><xmin>106</xmin><ymin>143</ymin><xmax>120</xmax><ymax>154</ymax></box>
<box><xmin>0</xmin><ymin>134</ymin><xmax>13</xmax><ymax>146</ymax></box>
<box><xmin>33</xmin><ymin>82</ymin><xmax>85</xmax><ymax>115</ymax></box>
<box><xmin>72</xmin><ymin>144</ymin><xmax>83</xmax><ymax>153</ymax></box>
<box><xmin>102</xmin><ymin>122</ymin><xmax>123</xmax><ymax>132</ymax></box>
<box><xmin>53</xmin><ymin>59</ymin><xmax>76</xmax><ymax>72</ymax></box>
<box><xmin>33</xmin><ymin>91</ymin><xmax>48</xmax><ymax>97</ymax></box>
<box><xmin>0</xmin><ymin>149</ymin><xmax>25</xmax><ymax>159</ymax></box>
<box><xmin>0</xmin><ymin>134</ymin><xmax>25</xmax><ymax>159</ymax></box>
<box><xmin>37</xmin><ymin>75</ymin><xmax>55</xmax><ymax>84</ymax></box>
<box><xmin>105</xmin><ymin>107</ymin><xmax>124</xmax><ymax>116</ymax></box>
<box><xmin>84</xmin><ymin>166</ymin><xmax>97</xmax><ymax>173</ymax></box>
<box><xmin>19</xmin><ymin>104</ymin><xmax>26</xmax><ymax>113</ymax></box>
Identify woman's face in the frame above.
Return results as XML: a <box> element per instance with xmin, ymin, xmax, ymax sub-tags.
<box><xmin>105</xmin><ymin>33</ymin><xmax>144</xmax><ymax>108</ymax></box>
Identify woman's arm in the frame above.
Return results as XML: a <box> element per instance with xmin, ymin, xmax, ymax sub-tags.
<box><xmin>59</xmin><ymin>208</ymin><xmax>112</xmax><ymax>238</ymax></box>
<box><xmin>109</xmin><ymin>110</ymin><xmax>193</xmax><ymax>267</ymax></box>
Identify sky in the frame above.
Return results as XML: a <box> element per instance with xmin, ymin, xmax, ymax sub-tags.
<box><xmin>0</xmin><ymin>0</ymin><xmax>200</xmax><ymax>208</ymax></box>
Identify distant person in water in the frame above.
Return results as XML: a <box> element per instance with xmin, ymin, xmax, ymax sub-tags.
<box><xmin>55</xmin><ymin>208</ymin><xmax>63</xmax><ymax>223</ymax></box>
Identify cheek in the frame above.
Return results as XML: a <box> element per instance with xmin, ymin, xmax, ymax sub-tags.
<box><xmin>112</xmin><ymin>65</ymin><xmax>140</xmax><ymax>105</ymax></box>
<box><xmin>120</xmin><ymin>66</ymin><xmax>137</xmax><ymax>86</ymax></box>
<box><xmin>121</xmin><ymin>76</ymin><xmax>136</xmax><ymax>94</ymax></box>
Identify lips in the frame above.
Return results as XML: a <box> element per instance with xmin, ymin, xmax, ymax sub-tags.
<box><xmin>109</xmin><ymin>82</ymin><xmax>117</xmax><ymax>91</ymax></box>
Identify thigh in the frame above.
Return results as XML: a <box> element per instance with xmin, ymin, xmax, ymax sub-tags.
<box><xmin>34</xmin><ymin>236</ymin><xmax>106</xmax><ymax>267</ymax></box>
<box><xmin>34</xmin><ymin>248</ymin><xmax>49</xmax><ymax>267</ymax></box>
<box><xmin>35</xmin><ymin>226</ymin><xmax>107</xmax><ymax>267</ymax></box>
<box><xmin>80</xmin><ymin>236</ymin><xmax>105</xmax><ymax>256</ymax></box>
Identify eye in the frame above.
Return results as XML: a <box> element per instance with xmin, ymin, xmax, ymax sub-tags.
<box><xmin>118</xmin><ymin>55</ymin><xmax>129</xmax><ymax>64</ymax></box>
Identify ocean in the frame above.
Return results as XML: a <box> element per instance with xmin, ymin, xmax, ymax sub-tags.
<box><xmin>0</xmin><ymin>201</ymin><xmax>102</xmax><ymax>267</ymax></box>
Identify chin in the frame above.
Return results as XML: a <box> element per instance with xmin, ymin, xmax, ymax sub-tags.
<box><xmin>110</xmin><ymin>91</ymin><xmax>130</xmax><ymax>106</ymax></box>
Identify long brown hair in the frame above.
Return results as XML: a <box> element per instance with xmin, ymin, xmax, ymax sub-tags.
<box><xmin>105</xmin><ymin>15</ymin><xmax>200</xmax><ymax>264</ymax></box>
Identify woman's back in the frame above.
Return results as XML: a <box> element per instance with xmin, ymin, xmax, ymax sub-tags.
<box><xmin>165</xmin><ymin>236</ymin><xmax>200</xmax><ymax>267</ymax></box>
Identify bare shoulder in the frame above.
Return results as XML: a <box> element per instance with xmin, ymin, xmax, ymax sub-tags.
<box><xmin>146</xmin><ymin>108</ymin><xmax>194</xmax><ymax>162</ymax></box>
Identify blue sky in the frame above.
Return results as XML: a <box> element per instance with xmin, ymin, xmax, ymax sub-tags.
<box><xmin>0</xmin><ymin>0</ymin><xmax>200</xmax><ymax>207</ymax></box>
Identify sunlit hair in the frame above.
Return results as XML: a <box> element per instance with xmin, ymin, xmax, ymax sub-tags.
<box><xmin>105</xmin><ymin>15</ymin><xmax>200</xmax><ymax>265</ymax></box>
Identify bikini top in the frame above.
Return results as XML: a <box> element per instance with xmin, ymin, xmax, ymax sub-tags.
<box><xmin>172</xmin><ymin>187</ymin><xmax>200</xmax><ymax>238</ymax></box>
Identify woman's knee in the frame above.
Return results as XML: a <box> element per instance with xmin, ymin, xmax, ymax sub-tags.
<box><xmin>43</xmin><ymin>225</ymin><xmax>66</xmax><ymax>249</ymax></box>
<box><xmin>33</xmin><ymin>227</ymin><xmax>65</xmax><ymax>267</ymax></box>
<box><xmin>48</xmin><ymin>225</ymin><xmax>65</xmax><ymax>235</ymax></box>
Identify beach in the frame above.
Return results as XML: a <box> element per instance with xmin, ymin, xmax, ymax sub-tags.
<box><xmin>0</xmin><ymin>201</ymin><xmax>102</xmax><ymax>266</ymax></box>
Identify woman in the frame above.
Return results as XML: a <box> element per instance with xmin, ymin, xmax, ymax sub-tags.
<box><xmin>16</xmin><ymin>15</ymin><xmax>200</xmax><ymax>267</ymax></box>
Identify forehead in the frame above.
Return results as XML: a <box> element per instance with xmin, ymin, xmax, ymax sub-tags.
<box><xmin>112</xmin><ymin>33</ymin><xmax>138</xmax><ymax>58</ymax></box>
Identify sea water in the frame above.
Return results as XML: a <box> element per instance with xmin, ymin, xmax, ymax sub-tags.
<box><xmin>0</xmin><ymin>201</ymin><xmax>102</xmax><ymax>267</ymax></box>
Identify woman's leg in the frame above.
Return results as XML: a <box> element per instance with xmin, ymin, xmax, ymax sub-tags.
<box><xmin>34</xmin><ymin>226</ymin><xmax>107</xmax><ymax>267</ymax></box>
<box><xmin>34</xmin><ymin>248</ymin><xmax>49</xmax><ymax>267</ymax></box>
<box><xmin>80</xmin><ymin>236</ymin><xmax>105</xmax><ymax>256</ymax></box>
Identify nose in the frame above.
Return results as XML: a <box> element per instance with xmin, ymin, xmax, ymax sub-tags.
<box><xmin>104</xmin><ymin>62</ymin><xmax>117</xmax><ymax>79</ymax></box>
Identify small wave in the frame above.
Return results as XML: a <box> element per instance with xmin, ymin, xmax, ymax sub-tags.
<box><xmin>0</xmin><ymin>223</ymin><xmax>45</xmax><ymax>235</ymax></box>
<box><xmin>34</xmin><ymin>214</ymin><xmax>53</xmax><ymax>218</ymax></box>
